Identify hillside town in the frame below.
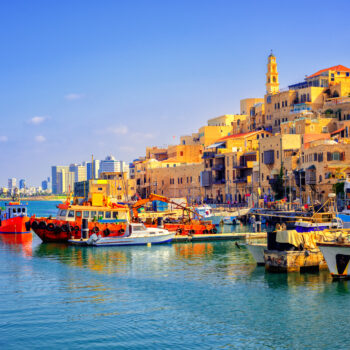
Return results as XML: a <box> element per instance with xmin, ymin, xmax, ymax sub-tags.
<box><xmin>129</xmin><ymin>53</ymin><xmax>350</xmax><ymax>206</ymax></box>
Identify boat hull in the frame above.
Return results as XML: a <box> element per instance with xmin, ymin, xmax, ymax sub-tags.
<box><xmin>318</xmin><ymin>243</ymin><xmax>350</xmax><ymax>278</ymax></box>
<box><xmin>0</xmin><ymin>216</ymin><xmax>29</xmax><ymax>234</ymax></box>
<box><xmin>71</xmin><ymin>232</ymin><xmax>175</xmax><ymax>246</ymax></box>
<box><xmin>246</xmin><ymin>244</ymin><xmax>266</xmax><ymax>265</ymax></box>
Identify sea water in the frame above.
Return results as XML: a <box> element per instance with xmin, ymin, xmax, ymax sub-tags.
<box><xmin>0</xmin><ymin>201</ymin><xmax>349</xmax><ymax>349</ymax></box>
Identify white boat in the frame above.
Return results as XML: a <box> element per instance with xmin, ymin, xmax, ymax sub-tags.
<box><xmin>317</xmin><ymin>234</ymin><xmax>350</xmax><ymax>278</ymax></box>
<box><xmin>295</xmin><ymin>216</ymin><xmax>343</xmax><ymax>232</ymax></box>
<box><xmin>337</xmin><ymin>178</ymin><xmax>350</xmax><ymax>228</ymax></box>
<box><xmin>69</xmin><ymin>223</ymin><xmax>175</xmax><ymax>246</ymax></box>
<box><xmin>223</xmin><ymin>216</ymin><xmax>238</xmax><ymax>225</ymax></box>
<box><xmin>195</xmin><ymin>206</ymin><xmax>249</xmax><ymax>225</ymax></box>
<box><xmin>246</xmin><ymin>243</ymin><xmax>266</xmax><ymax>265</ymax></box>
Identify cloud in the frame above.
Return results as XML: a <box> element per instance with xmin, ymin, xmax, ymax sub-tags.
<box><xmin>0</xmin><ymin>136</ymin><xmax>8</xmax><ymax>142</ymax></box>
<box><xmin>65</xmin><ymin>93</ymin><xmax>84</xmax><ymax>101</ymax></box>
<box><xmin>29</xmin><ymin>116</ymin><xmax>47</xmax><ymax>125</ymax></box>
<box><xmin>35</xmin><ymin>135</ymin><xmax>46</xmax><ymax>142</ymax></box>
<box><xmin>107</xmin><ymin>126</ymin><xmax>129</xmax><ymax>135</ymax></box>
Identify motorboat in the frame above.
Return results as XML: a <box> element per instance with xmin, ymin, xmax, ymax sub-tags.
<box><xmin>69</xmin><ymin>222</ymin><xmax>175</xmax><ymax>246</ymax></box>
<box><xmin>317</xmin><ymin>230</ymin><xmax>350</xmax><ymax>278</ymax></box>
<box><xmin>0</xmin><ymin>201</ymin><xmax>29</xmax><ymax>234</ymax></box>
<box><xmin>246</xmin><ymin>243</ymin><xmax>266</xmax><ymax>265</ymax></box>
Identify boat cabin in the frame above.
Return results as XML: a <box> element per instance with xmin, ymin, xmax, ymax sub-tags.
<box><xmin>195</xmin><ymin>206</ymin><xmax>213</xmax><ymax>218</ymax></box>
<box><xmin>56</xmin><ymin>205</ymin><xmax>130</xmax><ymax>223</ymax></box>
<box><xmin>0</xmin><ymin>202</ymin><xmax>27</xmax><ymax>221</ymax></box>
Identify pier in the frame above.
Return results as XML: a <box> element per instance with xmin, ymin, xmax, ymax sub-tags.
<box><xmin>173</xmin><ymin>231</ymin><xmax>266</xmax><ymax>243</ymax></box>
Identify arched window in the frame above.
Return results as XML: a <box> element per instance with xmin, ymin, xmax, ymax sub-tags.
<box><xmin>273</xmin><ymin>77</ymin><xmax>276</xmax><ymax>83</ymax></box>
<box><xmin>268</xmin><ymin>77</ymin><xmax>270</xmax><ymax>83</ymax></box>
<box><xmin>319</xmin><ymin>175</ymin><xmax>322</xmax><ymax>183</ymax></box>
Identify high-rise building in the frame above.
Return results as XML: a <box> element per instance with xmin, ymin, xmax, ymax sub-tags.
<box><xmin>8</xmin><ymin>178</ymin><xmax>16</xmax><ymax>192</ymax></box>
<box><xmin>99</xmin><ymin>156</ymin><xmax>129</xmax><ymax>177</ymax></box>
<box><xmin>69</xmin><ymin>164</ymin><xmax>87</xmax><ymax>183</ymax></box>
<box><xmin>19</xmin><ymin>179</ymin><xmax>26</xmax><ymax>189</ymax></box>
<box><xmin>42</xmin><ymin>180</ymin><xmax>48</xmax><ymax>190</ymax></box>
<box><xmin>87</xmin><ymin>160</ymin><xmax>100</xmax><ymax>180</ymax></box>
<box><xmin>51</xmin><ymin>166</ymin><xmax>74</xmax><ymax>194</ymax></box>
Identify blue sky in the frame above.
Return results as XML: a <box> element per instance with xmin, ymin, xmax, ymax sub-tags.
<box><xmin>1</xmin><ymin>0</ymin><xmax>349</xmax><ymax>186</ymax></box>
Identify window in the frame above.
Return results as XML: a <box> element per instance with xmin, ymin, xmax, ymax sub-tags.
<box><xmin>105</xmin><ymin>211</ymin><xmax>111</xmax><ymax>219</ymax></box>
<box><xmin>98</xmin><ymin>211</ymin><xmax>104</xmax><ymax>218</ymax></box>
<box><xmin>180</xmin><ymin>151</ymin><xmax>184</xmax><ymax>156</ymax></box>
<box><xmin>112</xmin><ymin>212</ymin><xmax>119</xmax><ymax>219</ymax></box>
<box><xmin>319</xmin><ymin>175</ymin><xmax>322</xmax><ymax>183</ymax></box>
<box><xmin>83</xmin><ymin>211</ymin><xmax>89</xmax><ymax>218</ymax></box>
<box><xmin>277</xmin><ymin>150</ymin><xmax>279</xmax><ymax>159</ymax></box>
<box><xmin>68</xmin><ymin>210</ymin><xmax>75</xmax><ymax>218</ymax></box>
<box><xmin>59</xmin><ymin>210</ymin><xmax>67</xmax><ymax>217</ymax></box>
<box><xmin>90</xmin><ymin>211</ymin><xmax>97</xmax><ymax>218</ymax></box>
<box><xmin>333</xmin><ymin>152</ymin><xmax>340</xmax><ymax>161</ymax></box>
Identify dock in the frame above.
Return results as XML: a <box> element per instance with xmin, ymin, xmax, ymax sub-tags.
<box><xmin>172</xmin><ymin>231</ymin><xmax>266</xmax><ymax>243</ymax></box>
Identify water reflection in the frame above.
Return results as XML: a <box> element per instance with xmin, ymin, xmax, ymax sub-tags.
<box><xmin>0</xmin><ymin>233</ymin><xmax>33</xmax><ymax>257</ymax></box>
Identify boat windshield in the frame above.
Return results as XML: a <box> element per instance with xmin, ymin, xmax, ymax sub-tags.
<box><xmin>132</xmin><ymin>224</ymin><xmax>146</xmax><ymax>231</ymax></box>
<box><xmin>59</xmin><ymin>210</ymin><xmax>67</xmax><ymax>217</ymax></box>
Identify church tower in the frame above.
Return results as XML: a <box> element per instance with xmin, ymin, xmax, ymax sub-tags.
<box><xmin>266</xmin><ymin>52</ymin><xmax>279</xmax><ymax>94</ymax></box>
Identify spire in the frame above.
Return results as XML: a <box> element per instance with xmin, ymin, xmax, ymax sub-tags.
<box><xmin>266</xmin><ymin>52</ymin><xmax>279</xmax><ymax>94</ymax></box>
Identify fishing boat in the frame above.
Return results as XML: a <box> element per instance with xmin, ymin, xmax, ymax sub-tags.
<box><xmin>0</xmin><ymin>201</ymin><xmax>30</xmax><ymax>234</ymax></box>
<box><xmin>337</xmin><ymin>178</ymin><xmax>350</xmax><ymax>228</ymax></box>
<box><xmin>27</xmin><ymin>193</ymin><xmax>130</xmax><ymax>243</ymax></box>
<box><xmin>317</xmin><ymin>229</ymin><xmax>350</xmax><ymax>278</ymax></box>
<box><xmin>246</xmin><ymin>243</ymin><xmax>266</xmax><ymax>265</ymax></box>
<box><xmin>195</xmin><ymin>205</ymin><xmax>249</xmax><ymax>226</ymax></box>
<box><xmin>69</xmin><ymin>222</ymin><xmax>174</xmax><ymax>246</ymax></box>
<box><xmin>222</xmin><ymin>216</ymin><xmax>238</xmax><ymax>225</ymax></box>
<box><xmin>294</xmin><ymin>194</ymin><xmax>343</xmax><ymax>232</ymax></box>
<box><xmin>132</xmin><ymin>194</ymin><xmax>216</xmax><ymax>234</ymax></box>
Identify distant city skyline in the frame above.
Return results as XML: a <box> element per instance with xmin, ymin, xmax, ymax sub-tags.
<box><xmin>1</xmin><ymin>0</ymin><xmax>349</xmax><ymax>186</ymax></box>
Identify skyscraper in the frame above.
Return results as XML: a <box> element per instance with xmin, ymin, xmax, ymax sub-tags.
<box><xmin>8</xmin><ymin>178</ymin><xmax>16</xmax><ymax>192</ymax></box>
<box><xmin>19</xmin><ymin>179</ymin><xmax>26</xmax><ymax>189</ymax></box>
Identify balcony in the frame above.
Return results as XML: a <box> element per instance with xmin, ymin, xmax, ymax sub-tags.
<box><xmin>306</xmin><ymin>170</ymin><xmax>316</xmax><ymax>185</ymax></box>
<box><xmin>233</xmin><ymin>178</ymin><xmax>247</xmax><ymax>184</ymax></box>
<box><xmin>213</xmin><ymin>178</ymin><xmax>226</xmax><ymax>185</ymax></box>
<box><xmin>212</xmin><ymin>164</ymin><xmax>225</xmax><ymax>171</ymax></box>
<box><xmin>202</xmin><ymin>152</ymin><xmax>216</xmax><ymax>159</ymax></box>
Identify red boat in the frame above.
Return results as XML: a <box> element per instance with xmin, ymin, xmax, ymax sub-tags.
<box><xmin>0</xmin><ymin>202</ymin><xmax>30</xmax><ymax>234</ymax></box>
<box><xmin>28</xmin><ymin>196</ymin><xmax>130</xmax><ymax>243</ymax></box>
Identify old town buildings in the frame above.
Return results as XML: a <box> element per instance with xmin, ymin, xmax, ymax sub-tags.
<box><xmin>132</xmin><ymin>53</ymin><xmax>350</xmax><ymax>204</ymax></box>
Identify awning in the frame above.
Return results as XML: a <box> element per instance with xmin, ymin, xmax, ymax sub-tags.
<box><xmin>331</xmin><ymin>127</ymin><xmax>345</xmax><ymax>136</ymax></box>
<box><xmin>307</xmin><ymin>165</ymin><xmax>316</xmax><ymax>170</ymax></box>
<box><xmin>207</xmin><ymin>142</ymin><xmax>225</xmax><ymax>149</ymax></box>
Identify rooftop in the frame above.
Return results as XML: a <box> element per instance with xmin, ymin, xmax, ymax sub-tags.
<box><xmin>307</xmin><ymin>65</ymin><xmax>350</xmax><ymax>79</ymax></box>
<box><xmin>217</xmin><ymin>130</ymin><xmax>264</xmax><ymax>142</ymax></box>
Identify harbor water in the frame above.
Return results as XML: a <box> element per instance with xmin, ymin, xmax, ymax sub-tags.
<box><xmin>1</xmin><ymin>201</ymin><xmax>350</xmax><ymax>349</ymax></box>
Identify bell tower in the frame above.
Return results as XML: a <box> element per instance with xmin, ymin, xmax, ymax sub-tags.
<box><xmin>266</xmin><ymin>51</ymin><xmax>279</xmax><ymax>94</ymax></box>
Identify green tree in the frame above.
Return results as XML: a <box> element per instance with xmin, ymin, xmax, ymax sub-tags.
<box><xmin>270</xmin><ymin>164</ymin><xmax>285</xmax><ymax>200</ymax></box>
